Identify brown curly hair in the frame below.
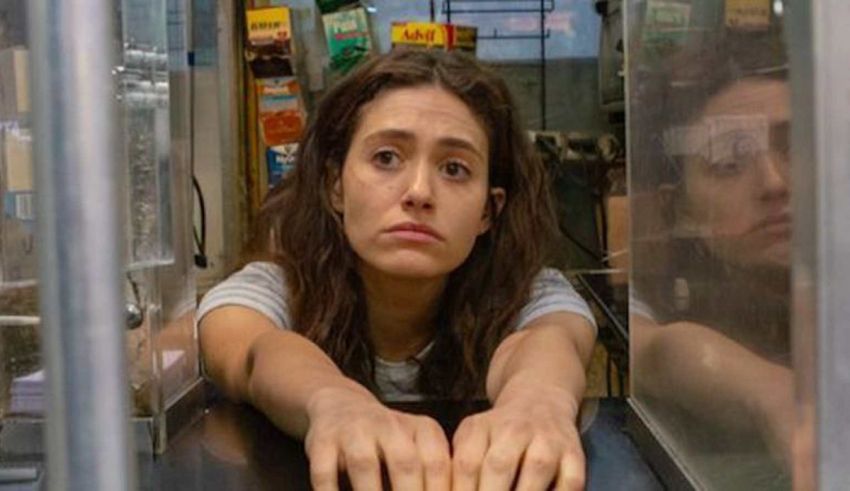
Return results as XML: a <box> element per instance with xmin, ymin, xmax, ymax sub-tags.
<box><xmin>249</xmin><ymin>48</ymin><xmax>558</xmax><ymax>400</ymax></box>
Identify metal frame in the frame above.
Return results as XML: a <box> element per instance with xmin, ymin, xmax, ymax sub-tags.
<box><xmin>27</xmin><ymin>0</ymin><xmax>134</xmax><ymax>488</ymax></box>
<box><xmin>443</xmin><ymin>0</ymin><xmax>552</xmax><ymax>129</ymax></box>
<box><xmin>217</xmin><ymin>0</ymin><xmax>249</xmax><ymax>273</ymax></box>
<box><xmin>625</xmin><ymin>402</ymin><xmax>697</xmax><ymax>490</ymax></box>
<box><xmin>787</xmin><ymin>1</ymin><xmax>850</xmax><ymax>489</ymax></box>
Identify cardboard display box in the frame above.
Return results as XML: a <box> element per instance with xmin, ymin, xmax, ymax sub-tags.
<box><xmin>391</xmin><ymin>22</ymin><xmax>477</xmax><ymax>53</ymax></box>
<box><xmin>0</xmin><ymin>47</ymin><xmax>30</xmax><ymax>119</ymax></box>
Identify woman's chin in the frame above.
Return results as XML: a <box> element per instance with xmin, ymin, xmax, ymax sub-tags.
<box><xmin>380</xmin><ymin>264</ymin><xmax>451</xmax><ymax>281</ymax></box>
<box><xmin>365</xmin><ymin>254</ymin><xmax>460</xmax><ymax>281</ymax></box>
<box><xmin>755</xmin><ymin>242</ymin><xmax>791</xmax><ymax>270</ymax></box>
<box><xmin>711</xmin><ymin>236</ymin><xmax>791</xmax><ymax>271</ymax></box>
<box><xmin>729</xmin><ymin>248</ymin><xmax>791</xmax><ymax>276</ymax></box>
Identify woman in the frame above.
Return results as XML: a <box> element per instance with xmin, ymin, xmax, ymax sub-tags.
<box><xmin>198</xmin><ymin>49</ymin><xmax>596</xmax><ymax>491</ymax></box>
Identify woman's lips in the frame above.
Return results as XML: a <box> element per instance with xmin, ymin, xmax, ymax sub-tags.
<box><xmin>751</xmin><ymin>214</ymin><xmax>791</xmax><ymax>238</ymax></box>
<box><xmin>385</xmin><ymin>222</ymin><xmax>444</xmax><ymax>243</ymax></box>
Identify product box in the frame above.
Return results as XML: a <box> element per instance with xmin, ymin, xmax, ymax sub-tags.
<box><xmin>1</xmin><ymin>128</ymin><xmax>33</xmax><ymax>193</ymax></box>
<box><xmin>0</xmin><ymin>47</ymin><xmax>30</xmax><ymax>119</ymax></box>
<box><xmin>256</xmin><ymin>77</ymin><xmax>305</xmax><ymax>146</ymax></box>
<box><xmin>246</xmin><ymin>7</ymin><xmax>294</xmax><ymax>54</ymax></box>
<box><xmin>605</xmin><ymin>194</ymin><xmax>629</xmax><ymax>286</ymax></box>
<box><xmin>0</xmin><ymin>127</ymin><xmax>35</xmax><ymax>284</ymax></box>
<box><xmin>245</xmin><ymin>7</ymin><xmax>295</xmax><ymax>78</ymax></box>
<box><xmin>323</xmin><ymin>7</ymin><xmax>373</xmax><ymax>74</ymax></box>
<box><xmin>725</xmin><ymin>0</ymin><xmax>771</xmax><ymax>30</ymax></box>
<box><xmin>390</xmin><ymin>22</ymin><xmax>477</xmax><ymax>53</ymax></box>
<box><xmin>642</xmin><ymin>0</ymin><xmax>691</xmax><ymax>46</ymax></box>
<box><xmin>266</xmin><ymin>143</ymin><xmax>298</xmax><ymax>189</ymax></box>
<box><xmin>316</xmin><ymin>0</ymin><xmax>360</xmax><ymax>14</ymax></box>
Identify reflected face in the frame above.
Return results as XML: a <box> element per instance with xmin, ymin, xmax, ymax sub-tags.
<box><xmin>332</xmin><ymin>85</ymin><xmax>504</xmax><ymax>280</ymax></box>
<box><xmin>678</xmin><ymin>78</ymin><xmax>790</xmax><ymax>269</ymax></box>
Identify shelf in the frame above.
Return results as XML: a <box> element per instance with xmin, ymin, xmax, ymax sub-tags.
<box><xmin>442</xmin><ymin>0</ymin><xmax>554</xmax><ymax>15</ymax></box>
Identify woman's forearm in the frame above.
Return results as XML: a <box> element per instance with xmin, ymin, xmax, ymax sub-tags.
<box><xmin>486</xmin><ymin>312</ymin><xmax>595</xmax><ymax>412</ymax></box>
<box><xmin>246</xmin><ymin>328</ymin><xmax>376</xmax><ymax>438</ymax></box>
<box><xmin>452</xmin><ymin>313</ymin><xmax>595</xmax><ymax>490</ymax></box>
<box><xmin>200</xmin><ymin>306</ymin><xmax>375</xmax><ymax>439</ymax></box>
<box><xmin>632</xmin><ymin>317</ymin><xmax>794</xmax><ymax>437</ymax></box>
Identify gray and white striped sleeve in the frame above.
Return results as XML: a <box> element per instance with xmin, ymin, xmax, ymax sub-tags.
<box><xmin>513</xmin><ymin>268</ymin><xmax>597</xmax><ymax>333</ymax></box>
<box><xmin>630</xmin><ymin>293</ymin><xmax>658</xmax><ymax>322</ymax></box>
<box><xmin>196</xmin><ymin>261</ymin><xmax>292</xmax><ymax>329</ymax></box>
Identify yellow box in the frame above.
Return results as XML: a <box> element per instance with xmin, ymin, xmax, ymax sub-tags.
<box><xmin>0</xmin><ymin>47</ymin><xmax>30</xmax><ymax>118</ymax></box>
<box><xmin>2</xmin><ymin>129</ymin><xmax>33</xmax><ymax>192</ymax></box>
<box><xmin>725</xmin><ymin>0</ymin><xmax>771</xmax><ymax>30</ymax></box>
<box><xmin>246</xmin><ymin>7</ymin><xmax>293</xmax><ymax>49</ymax></box>
<box><xmin>391</xmin><ymin>22</ymin><xmax>477</xmax><ymax>53</ymax></box>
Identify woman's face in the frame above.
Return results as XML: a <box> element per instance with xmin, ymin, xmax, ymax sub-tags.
<box><xmin>678</xmin><ymin>78</ymin><xmax>790</xmax><ymax>270</ymax></box>
<box><xmin>332</xmin><ymin>85</ymin><xmax>505</xmax><ymax>280</ymax></box>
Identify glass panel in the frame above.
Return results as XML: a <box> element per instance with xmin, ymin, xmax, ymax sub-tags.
<box><xmin>786</xmin><ymin>1</ymin><xmax>850</xmax><ymax>487</ymax></box>
<box><xmin>0</xmin><ymin>0</ymin><xmax>39</xmax><ymax>422</ymax></box>
<box><xmin>363</xmin><ymin>1</ymin><xmax>603</xmax><ymax>130</ymax></box>
<box><xmin>158</xmin><ymin>0</ymin><xmax>199</xmax><ymax>410</ymax></box>
<box><xmin>123</xmin><ymin>0</ymin><xmax>200</xmax><ymax>423</ymax></box>
<box><xmin>1</xmin><ymin>0</ymin><xmax>176</xmax><ymax>284</ymax></box>
<box><xmin>0</xmin><ymin>0</ymin><xmax>199</xmax><ymax>453</ymax></box>
<box><xmin>120</xmin><ymin>0</ymin><xmax>174</xmax><ymax>268</ymax></box>
<box><xmin>0</xmin><ymin>1</ymin><xmax>33</xmax><ymax>289</ymax></box>
<box><xmin>628</xmin><ymin>0</ymin><xmax>794</xmax><ymax>488</ymax></box>
<box><xmin>364</xmin><ymin>0</ymin><xmax>599</xmax><ymax>60</ymax></box>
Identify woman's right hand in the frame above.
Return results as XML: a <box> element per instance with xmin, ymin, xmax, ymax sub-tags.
<box><xmin>305</xmin><ymin>386</ymin><xmax>451</xmax><ymax>491</ymax></box>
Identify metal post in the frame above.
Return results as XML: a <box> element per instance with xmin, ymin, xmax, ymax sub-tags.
<box><xmin>787</xmin><ymin>1</ymin><xmax>850</xmax><ymax>489</ymax></box>
<box><xmin>27</xmin><ymin>0</ymin><xmax>134</xmax><ymax>489</ymax></box>
<box><xmin>540</xmin><ymin>0</ymin><xmax>546</xmax><ymax>130</ymax></box>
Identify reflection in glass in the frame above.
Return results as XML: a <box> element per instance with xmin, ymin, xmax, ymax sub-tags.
<box><xmin>628</xmin><ymin>1</ymin><xmax>795</xmax><ymax>488</ymax></box>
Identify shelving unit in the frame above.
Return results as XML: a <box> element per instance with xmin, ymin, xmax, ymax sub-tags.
<box><xmin>442</xmin><ymin>0</ymin><xmax>553</xmax><ymax>129</ymax></box>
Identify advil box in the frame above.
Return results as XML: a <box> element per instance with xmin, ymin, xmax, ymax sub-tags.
<box><xmin>390</xmin><ymin>22</ymin><xmax>477</xmax><ymax>53</ymax></box>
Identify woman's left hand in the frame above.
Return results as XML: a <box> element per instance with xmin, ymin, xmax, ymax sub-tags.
<box><xmin>451</xmin><ymin>384</ymin><xmax>584</xmax><ymax>491</ymax></box>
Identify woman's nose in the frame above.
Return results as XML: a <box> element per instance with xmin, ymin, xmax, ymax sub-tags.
<box><xmin>401</xmin><ymin>160</ymin><xmax>434</xmax><ymax>210</ymax></box>
<box><xmin>758</xmin><ymin>152</ymin><xmax>789</xmax><ymax>202</ymax></box>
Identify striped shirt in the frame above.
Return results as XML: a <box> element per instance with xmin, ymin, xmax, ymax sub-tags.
<box><xmin>198</xmin><ymin>261</ymin><xmax>595</xmax><ymax>401</ymax></box>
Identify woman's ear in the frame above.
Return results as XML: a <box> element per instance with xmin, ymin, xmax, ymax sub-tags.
<box><xmin>478</xmin><ymin>187</ymin><xmax>506</xmax><ymax>235</ymax></box>
<box><xmin>329</xmin><ymin>171</ymin><xmax>344</xmax><ymax>214</ymax></box>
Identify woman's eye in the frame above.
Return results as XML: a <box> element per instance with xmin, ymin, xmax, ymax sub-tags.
<box><xmin>372</xmin><ymin>150</ymin><xmax>400</xmax><ymax>168</ymax></box>
<box><xmin>709</xmin><ymin>158</ymin><xmax>745</xmax><ymax>177</ymax></box>
<box><xmin>441</xmin><ymin>161</ymin><xmax>471</xmax><ymax>180</ymax></box>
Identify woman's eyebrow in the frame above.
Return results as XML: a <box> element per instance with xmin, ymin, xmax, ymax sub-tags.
<box><xmin>362</xmin><ymin>128</ymin><xmax>415</xmax><ymax>146</ymax></box>
<box><xmin>362</xmin><ymin>129</ymin><xmax>486</xmax><ymax>161</ymax></box>
<box><xmin>437</xmin><ymin>136</ymin><xmax>487</xmax><ymax>161</ymax></box>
